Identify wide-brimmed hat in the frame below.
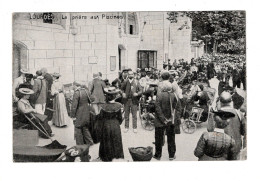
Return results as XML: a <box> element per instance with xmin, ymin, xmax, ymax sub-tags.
<box><xmin>104</xmin><ymin>87</ymin><xmax>120</xmax><ymax>94</ymax></box>
<box><xmin>20</xmin><ymin>68</ymin><xmax>29</xmax><ymax>74</ymax></box>
<box><xmin>212</xmin><ymin>110</ymin><xmax>235</xmax><ymax>119</ymax></box>
<box><xmin>19</xmin><ymin>88</ymin><xmax>34</xmax><ymax>95</ymax></box>
<box><xmin>52</xmin><ymin>72</ymin><xmax>61</xmax><ymax>78</ymax></box>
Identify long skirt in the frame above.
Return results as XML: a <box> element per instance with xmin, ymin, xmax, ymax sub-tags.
<box><xmin>99</xmin><ymin>119</ymin><xmax>124</xmax><ymax>162</ymax></box>
<box><xmin>52</xmin><ymin>93</ymin><xmax>69</xmax><ymax>127</ymax></box>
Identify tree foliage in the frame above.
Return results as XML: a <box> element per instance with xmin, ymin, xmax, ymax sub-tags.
<box><xmin>167</xmin><ymin>11</ymin><xmax>246</xmax><ymax>54</ymax></box>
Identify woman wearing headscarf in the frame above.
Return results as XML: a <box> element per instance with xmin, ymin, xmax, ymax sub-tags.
<box><xmin>51</xmin><ymin>72</ymin><xmax>69</xmax><ymax>127</ymax></box>
<box><xmin>98</xmin><ymin>87</ymin><xmax>124</xmax><ymax>162</ymax></box>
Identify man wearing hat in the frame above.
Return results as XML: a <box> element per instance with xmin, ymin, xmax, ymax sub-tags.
<box><xmin>154</xmin><ymin>81</ymin><xmax>181</xmax><ymax>161</ymax></box>
<box><xmin>71</xmin><ymin>81</ymin><xmax>95</xmax><ymax>146</ymax></box>
<box><xmin>32</xmin><ymin>70</ymin><xmax>48</xmax><ymax>115</ymax></box>
<box><xmin>232</xmin><ymin>65</ymin><xmax>242</xmax><ymax>89</ymax></box>
<box><xmin>41</xmin><ymin>68</ymin><xmax>54</xmax><ymax>120</ymax></box>
<box><xmin>121</xmin><ymin>71</ymin><xmax>143</xmax><ymax>133</ymax></box>
<box><xmin>13</xmin><ymin>68</ymin><xmax>30</xmax><ymax>102</ymax></box>
<box><xmin>89</xmin><ymin>73</ymin><xmax>106</xmax><ymax>115</ymax></box>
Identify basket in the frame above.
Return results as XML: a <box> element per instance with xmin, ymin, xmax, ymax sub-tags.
<box><xmin>128</xmin><ymin>146</ymin><xmax>153</xmax><ymax>161</ymax></box>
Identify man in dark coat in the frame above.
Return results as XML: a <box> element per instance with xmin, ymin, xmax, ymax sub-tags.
<box><xmin>41</xmin><ymin>68</ymin><xmax>54</xmax><ymax>120</ymax></box>
<box><xmin>89</xmin><ymin>73</ymin><xmax>106</xmax><ymax>115</ymax></box>
<box><xmin>207</xmin><ymin>61</ymin><xmax>215</xmax><ymax>80</ymax></box>
<box><xmin>121</xmin><ymin>71</ymin><xmax>143</xmax><ymax>133</ymax></box>
<box><xmin>32</xmin><ymin>70</ymin><xmax>48</xmax><ymax>115</ymax></box>
<box><xmin>232</xmin><ymin>66</ymin><xmax>241</xmax><ymax>88</ymax></box>
<box><xmin>154</xmin><ymin>81</ymin><xmax>181</xmax><ymax>161</ymax></box>
<box><xmin>71</xmin><ymin>81</ymin><xmax>95</xmax><ymax>145</ymax></box>
<box><xmin>225</xmin><ymin>86</ymin><xmax>244</xmax><ymax>110</ymax></box>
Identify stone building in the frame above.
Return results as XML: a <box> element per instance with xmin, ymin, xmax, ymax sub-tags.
<box><xmin>191</xmin><ymin>40</ymin><xmax>205</xmax><ymax>59</ymax></box>
<box><xmin>13</xmin><ymin>12</ymin><xmax>194</xmax><ymax>84</ymax></box>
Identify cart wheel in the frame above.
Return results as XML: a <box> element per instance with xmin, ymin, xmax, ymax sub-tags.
<box><xmin>182</xmin><ymin>119</ymin><xmax>196</xmax><ymax>134</ymax></box>
<box><xmin>140</xmin><ymin>113</ymin><xmax>155</xmax><ymax>131</ymax></box>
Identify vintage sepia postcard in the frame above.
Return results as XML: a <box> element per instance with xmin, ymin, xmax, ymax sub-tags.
<box><xmin>12</xmin><ymin>11</ymin><xmax>246</xmax><ymax>162</ymax></box>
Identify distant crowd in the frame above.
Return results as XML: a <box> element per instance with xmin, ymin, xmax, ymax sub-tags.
<box><xmin>13</xmin><ymin>53</ymin><xmax>247</xmax><ymax>161</ymax></box>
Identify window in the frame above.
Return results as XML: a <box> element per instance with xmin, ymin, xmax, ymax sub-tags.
<box><xmin>127</xmin><ymin>12</ymin><xmax>138</xmax><ymax>35</ymax></box>
<box><xmin>138</xmin><ymin>51</ymin><xmax>157</xmax><ymax>69</ymax></box>
<box><xmin>129</xmin><ymin>25</ymin><xmax>134</xmax><ymax>35</ymax></box>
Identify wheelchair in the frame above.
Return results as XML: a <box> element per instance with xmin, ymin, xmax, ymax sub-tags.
<box><xmin>181</xmin><ymin>84</ymin><xmax>216</xmax><ymax>134</ymax></box>
<box><xmin>181</xmin><ymin>106</ymin><xmax>204</xmax><ymax>134</ymax></box>
<box><xmin>139</xmin><ymin>95</ymin><xmax>155</xmax><ymax>131</ymax></box>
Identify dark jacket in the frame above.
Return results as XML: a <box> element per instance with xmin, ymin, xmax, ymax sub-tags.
<box><xmin>208</xmin><ymin>107</ymin><xmax>246</xmax><ymax>154</ymax></box>
<box><xmin>32</xmin><ymin>77</ymin><xmax>48</xmax><ymax>104</ymax></box>
<box><xmin>194</xmin><ymin>131</ymin><xmax>237</xmax><ymax>161</ymax></box>
<box><xmin>232</xmin><ymin>92</ymin><xmax>244</xmax><ymax>110</ymax></box>
<box><xmin>44</xmin><ymin>73</ymin><xmax>53</xmax><ymax>91</ymax></box>
<box><xmin>90</xmin><ymin>78</ymin><xmax>106</xmax><ymax>104</ymax></box>
<box><xmin>223</xmin><ymin>108</ymin><xmax>246</xmax><ymax>154</ymax></box>
<box><xmin>154</xmin><ymin>91</ymin><xmax>182</xmax><ymax>134</ymax></box>
<box><xmin>71</xmin><ymin>88</ymin><xmax>94</xmax><ymax>128</ymax></box>
<box><xmin>121</xmin><ymin>79</ymin><xmax>143</xmax><ymax>105</ymax></box>
<box><xmin>232</xmin><ymin>68</ymin><xmax>241</xmax><ymax>82</ymax></box>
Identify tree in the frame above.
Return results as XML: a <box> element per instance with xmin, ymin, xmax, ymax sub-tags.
<box><xmin>167</xmin><ymin>11</ymin><xmax>246</xmax><ymax>54</ymax></box>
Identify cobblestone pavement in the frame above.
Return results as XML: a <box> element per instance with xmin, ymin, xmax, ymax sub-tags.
<box><xmin>37</xmin><ymin>77</ymin><xmax>246</xmax><ymax>162</ymax></box>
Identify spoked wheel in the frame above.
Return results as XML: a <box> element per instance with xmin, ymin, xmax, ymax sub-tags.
<box><xmin>140</xmin><ymin>113</ymin><xmax>155</xmax><ymax>131</ymax></box>
<box><xmin>182</xmin><ymin>119</ymin><xmax>196</xmax><ymax>134</ymax></box>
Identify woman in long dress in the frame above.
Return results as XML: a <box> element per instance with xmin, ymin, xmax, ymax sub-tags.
<box><xmin>98</xmin><ymin>87</ymin><xmax>124</xmax><ymax>162</ymax></box>
<box><xmin>51</xmin><ymin>73</ymin><xmax>69</xmax><ymax>127</ymax></box>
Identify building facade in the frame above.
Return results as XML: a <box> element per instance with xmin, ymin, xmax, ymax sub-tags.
<box><xmin>13</xmin><ymin>12</ymin><xmax>195</xmax><ymax>84</ymax></box>
<box><xmin>191</xmin><ymin>40</ymin><xmax>205</xmax><ymax>59</ymax></box>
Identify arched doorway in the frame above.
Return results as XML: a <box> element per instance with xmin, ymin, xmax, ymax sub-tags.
<box><xmin>13</xmin><ymin>41</ymin><xmax>28</xmax><ymax>82</ymax></box>
<box><xmin>118</xmin><ymin>44</ymin><xmax>126</xmax><ymax>71</ymax></box>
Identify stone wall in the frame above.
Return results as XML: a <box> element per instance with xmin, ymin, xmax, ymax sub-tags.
<box><xmin>13</xmin><ymin>13</ymin><xmax>75</xmax><ymax>84</ymax></box>
<box><xmin>169</xmin><ymin>17</ymin><xmax>192</xmax><ymax>63</ymax></box>
<box><xmin>13</xmin><ymin>12</ymin><xmax>193</xmax><ymax>85</ymax></box>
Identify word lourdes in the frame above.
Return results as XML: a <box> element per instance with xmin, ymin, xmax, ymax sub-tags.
<box><xmin>29</xmin><ymin>13</ymin><xmax>124</xmax><ymax>21</ymax></box>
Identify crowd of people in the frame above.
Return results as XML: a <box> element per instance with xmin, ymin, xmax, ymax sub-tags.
<box><xmin>13</xmin><ymin>53</ymin><xmax>247</xmax><ymax>161</ymax></box>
